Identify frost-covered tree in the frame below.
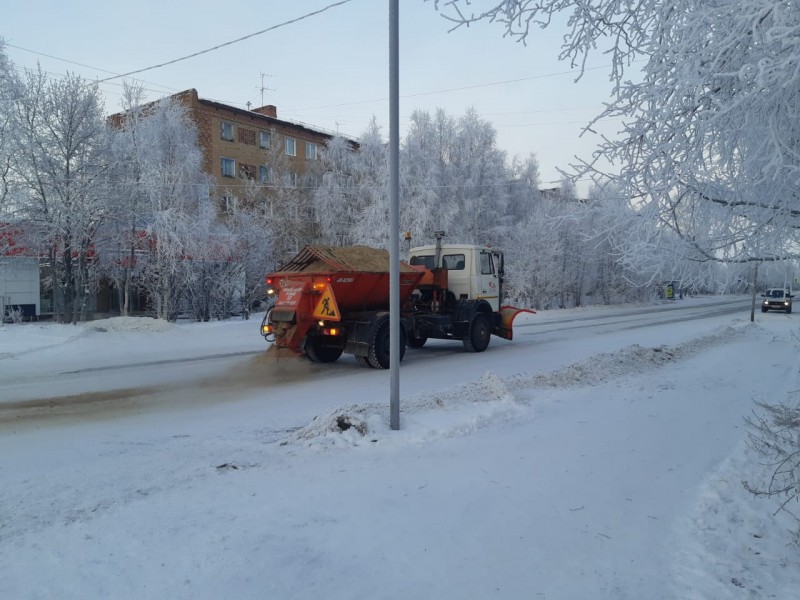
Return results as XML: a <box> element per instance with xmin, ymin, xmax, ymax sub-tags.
<box><xmin>255</xmin><ymin>128</ymin><xmax>319</xmax><ymax>263</ymax></box>
<box><xmin>506</xmin><ymin>154</ymin><xmax>541</xmax><ymax>226</ymax></box>
<box><xmin>744</xmin><ymin>401</ymin><xmax>800</xmax><ymax>547</ymax></box>
<box><xmin>313</xmin><ymin>135</ymin><xmax>360</xmax><ymax>245</ymax></box>
<box><xmin>400</xmin><ymin>109</ymin><xmax>459</xmax><ymax>243</ymax></box>
<box><xmin>0</xmin><ymin>40</ymin><xmax>18</xmax><ymax>216</ymax></box>
<box><xmin>451</xmin><ymin>108</ymin><xmax>510</xmax><ymax>240</ymax></box>
<box><xmin>433</xmin><ymin>0</ymin><xmax>800</xmax><ymax>266</ymax></box>
<box><xmin>12</xmin><ymin>67</ymin><xmax>108</xmax><ymax>323</ymax></box>
<box><xmin>315</xmin><ymin>108</ymin><xmax>515</xmax><ymax>250</ymax></box>
<box><xmin>314</xmin><ymin>120</ymin><xmax>388</xmax><ymax>247</ymax></box>
<box><xmin>504</xmin><ymin>200</ymin><xmax>564</xmax><ymax>308</ymax></box>
<box><xmin>581</xmin><ymin>183</ymin><xmax>651</xmax><ymax>302</ymax></box>
<box><xmin>192</xmin><ymin>178</ymin><xmax>274</xmax><ymax>320</ymax></box>
<box><xmin>180</xmin><ymin>198</ymin><xmax>247</xmax><ymax>322</ymax></box>
<box><xmin>0</xmin><ymin>41</ymin><xmax>21</xmax><ymax>271</ymax></box>
<box><xmin>401</xmin><ymin>108</ymin><xmax>509</xmax><ymax>244</ymax></box>
<box><xmin>224</xmin><ymin>192</ymin><xmax>273</xmax><ymax>317</ymax></box>
<box><xmin>106</xmin><ymin>91</ymin><xmax>207</xmax><ymax>320</ymax></box>
<box><xmin>102</xmin><ymin>83</ymin><xmax>151</xmax><ymax>316</ymax></box>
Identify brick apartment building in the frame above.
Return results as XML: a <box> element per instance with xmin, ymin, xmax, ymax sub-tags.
<box><xmin>110</xmin><ymin>88</ymin><xmax>352</xmax><ymax>212</ymax></box>
<box><xmin>169</xmin><ymin>88</ymin><xmax>342</xmax><ymax>211</ymax></box>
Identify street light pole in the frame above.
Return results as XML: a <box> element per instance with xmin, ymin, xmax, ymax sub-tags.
<box><xmin>389</xmin><ymin>0</ymin><xmax>401</xmax><ymax>430</ymax></box>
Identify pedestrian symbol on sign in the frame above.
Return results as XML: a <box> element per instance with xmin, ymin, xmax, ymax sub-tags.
<box><xmin>312</xmin><ymin>285</ymin><xmax>341</xmax><ymax>321</ymax></box>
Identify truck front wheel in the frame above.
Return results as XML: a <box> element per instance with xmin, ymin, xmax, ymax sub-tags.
<box><xmin>463</xmin><ymin>313</ymin><xmax>491</xmax><ymax>353</ymax></box>
<box><xmin>305</xmin><ymin>336</ymin><xmax>344</xmax><ymax>363</ymax></box>
<box><xmin>368</xmin><ymin>317</ymin><xmax>406</xmax><ymax>369</ymax></box>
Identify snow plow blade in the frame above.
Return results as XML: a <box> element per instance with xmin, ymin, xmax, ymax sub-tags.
<box><xmin>493</xmin><ymin>305</ymin><xmax>536</xmax><ymax>341</ymax></box>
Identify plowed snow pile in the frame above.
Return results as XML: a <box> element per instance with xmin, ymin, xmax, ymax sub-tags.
<box><xmin>287</xmin><ymin>324</ymin><xmax>745</xmax><ymax>448</ymax></box>
<box><xmin>84</xmin><ymin>316</ymin><xmax>175</xmax><ymax>333</ymax></box>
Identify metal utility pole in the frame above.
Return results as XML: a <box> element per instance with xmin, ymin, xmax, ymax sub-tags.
<box><xmin>750</xmin><ymin>262</ymin><xmax>759</xmax><ymax>322</ymax></box>
<box><xmin>389</xmin><ymin>0</ymin><xmax>400</xmax><ymax>430</ymax></box>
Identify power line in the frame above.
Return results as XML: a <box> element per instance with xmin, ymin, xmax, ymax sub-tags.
<box><xmin>94</xmin><ymin>1</ymin><xmax>354</xmax><ymax>84</ymax></box>
<box><xmin>5</xmin><ymin>44</ymin><xmax>179</xmax><ymax>95</ymax></box>
<box><xmin>286</xmin><ymin>63</ymin><xmax>616</xmax><ymax>113</ymax></box>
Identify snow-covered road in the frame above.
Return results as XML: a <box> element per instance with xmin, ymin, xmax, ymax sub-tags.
<box><xmin>0</xmin><ymin>295</ymin><xmax>751</xmax><ymax>411</ymax></box>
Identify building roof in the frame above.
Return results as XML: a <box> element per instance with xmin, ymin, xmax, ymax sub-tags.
<box><xmin>195</xmin><ymin>95</ymin><xmax>341</xmax><ymax>141</ymax></box>
<box><xmin>109</xmin><ymin>88</ymin><xmax>357</xmax><ymax>148</ymax></box>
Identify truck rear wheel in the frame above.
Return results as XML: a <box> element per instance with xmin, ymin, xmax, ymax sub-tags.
<box><xmin>463</xmin><ymin>313</ymin><xmax>491</xmax><ymax>353</ymax></box>
<box><xmin>304</xmin><ymin>336</ymin><xmax>344</xmax><ymax>363</ymax></box>
<box><xmin>367</xmin><ymin>317</ymin><xmax>406</xmax><ymax>369</ymax></box>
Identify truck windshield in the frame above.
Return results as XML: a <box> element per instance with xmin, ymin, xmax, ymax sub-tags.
<box><xmin>768</xmin><ymin>290</ymin><xmax>787</xmax><ymax>298</ymax></box>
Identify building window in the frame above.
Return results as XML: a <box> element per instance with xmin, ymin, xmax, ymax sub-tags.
<box><xmin>259</xmin><ymin>131</ymin><xmax>271</xmax><ymax>149</ymax></box>
<box><xmin>221</xmin><ymin>157</ymin><xmax>235</xmax><ymax>178</ymax></box>
<box><xmin>284</xmin><ymin>137</ymin><xmax>296</xmax><ymax>156</ymax></box>
<box><xmin>284</xmin><ymin>172</ymin><xmax>297</xmax><ymax>187</ymax></box>
<box><xmin>238</xmin><ymin>128</ymin><xmax>256</xmax><ymax>146</ymax></box>
<box><xmin>222</xmin><ymin>194</ymin><xmax>237</xmax><ymax>214</ymax></box>
<box><xmin>220</xmin><ymin>121</ymin><xmax>234</xmax><ymax>141</ymax></box>
<box><xmin>305</xmin><ymin>142</ymin><xmax>317</xmax><ymax>160</ymax></box>
<box><xmin>239</xmin><ymin>163</ymin><xmax>256</xmax><ymax>180</ymax></box>
<box><xmin>259</xmin><ymin>165</ymin><xmax>271</xmax><ymax>184</ymax></box>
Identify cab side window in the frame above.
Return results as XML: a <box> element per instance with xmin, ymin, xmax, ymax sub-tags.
<box><xmin>442</xmin><ymin>254</ymin><xmax>465</xmax><ymax>270</ymax></box>
<box><xmin>480</xmin><ymin>252</ymin><xmax>494</xmax><ymax>275</ymax></box>
<box><xmin>410</xmin><ymin>255</ymin><xmax>435</xmax><ymax>269</ymax></box>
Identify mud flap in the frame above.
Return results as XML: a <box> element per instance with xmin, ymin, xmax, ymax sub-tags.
<box><xmin>493</xmin><ymin>305</ymin><xmax>536</xmax><ymax>341</ymax></box>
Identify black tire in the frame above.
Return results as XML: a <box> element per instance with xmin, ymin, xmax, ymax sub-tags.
<box><xmin>407</xmin><ymin>331</ymin><xmax>427</xmax><ymax>348</ymax></box>
<box><xmin>367</xmin><ymin>317</ymin><xmax>406</xmax><ymax>369</ymax></box>
<box><xmin>787</xmin><ymin>306</ymin><xmax>793</xmax><ymax>314</ymax></box>
<box><xmin>761</xmin><ymin>307</ymin><xmax>768</xmax><ymax>313</ymax></box>
<box><xmin>304</xmin><ymin>336</ymin><xmax>344</xmax><ymax>363</ymax></box>
<box><xmin>463</xmin><ymin>312</ymin><xmax>491</xmax><ymax>353</ymax></box>
<box><xmin>355</xmin><ymin>355</ymin><xmax>371</xmax><ymax>368</ymax></box>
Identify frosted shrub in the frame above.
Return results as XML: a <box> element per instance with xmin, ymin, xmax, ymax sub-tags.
<box><xmin>743</xmin><ymin>401</ymin><xmax>800</xmax><ymax>546</ymax></box>
<box><xmin>3</xmin><ymin>306</ymin><xmax>23</xmax><ymax>324</ymax></box>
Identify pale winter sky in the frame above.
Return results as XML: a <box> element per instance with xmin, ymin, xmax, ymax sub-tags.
<box><xmin>2</xmin><ymin>0</ymin><xmax>625</xmax><ymax>189</ymax></box>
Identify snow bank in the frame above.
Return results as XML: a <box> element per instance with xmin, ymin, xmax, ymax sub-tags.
<box><xmin>83</xmin><ymin>316</ymin><xmax>175</xmax><ymax>334</ymax></box>
<box><xmin>285</xmin><ymin>324</ymin><xmax>747</xmax><ymax>450</ymax></box>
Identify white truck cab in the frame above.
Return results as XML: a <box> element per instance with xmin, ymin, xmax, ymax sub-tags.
<box><xmin>408</xmin><ymin>242</ymin><xmax>505</xmax><ymax>312</ymax></box>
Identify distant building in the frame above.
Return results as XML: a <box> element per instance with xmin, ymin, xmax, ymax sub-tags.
<box><xmin>112</xmin><ymin>89</ymin><xmax>354</xmax><ymax>214</ymax></box>
<box><xmin>0</xmin><ymin>225</ymin><xmax>41</xmax><ymax>320</ymax></box>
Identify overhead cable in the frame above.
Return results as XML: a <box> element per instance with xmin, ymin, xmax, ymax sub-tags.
<box><xmin>94</xmin><ymin>1</ymin><xmax>354</xmax><ymax>84</ymax></box>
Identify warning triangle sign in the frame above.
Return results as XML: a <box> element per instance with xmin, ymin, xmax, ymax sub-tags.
<box><xmin>312</xmin><ymin>284</ymin><xmax>341</xmax><ymax>321</ymax></box>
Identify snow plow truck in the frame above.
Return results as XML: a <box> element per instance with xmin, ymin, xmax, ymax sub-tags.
<box><xmin>260</xmin><ymin>232</ymin><xmax>533</xmax><ymax>368</ymax></box>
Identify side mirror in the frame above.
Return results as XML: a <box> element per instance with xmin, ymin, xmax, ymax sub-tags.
<box><xmin>760</xmin><ymin>293</ymin><xmax>766</xmax><ymax>297</ymax></box>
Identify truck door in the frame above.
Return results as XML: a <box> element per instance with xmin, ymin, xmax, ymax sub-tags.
<box><xmin>478</xmin><ymin>250</ymin><xmax>500</xmax><ymax>311</ymax></box>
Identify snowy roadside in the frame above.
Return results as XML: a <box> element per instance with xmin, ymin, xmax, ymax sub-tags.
<box><xmin>0</xmin><ymin>314</ymin><xmax>268</xmax><ymax>382</ymax></box>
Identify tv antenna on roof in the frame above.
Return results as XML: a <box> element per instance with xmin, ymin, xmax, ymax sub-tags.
<box><xmin>257</xmin><ymin>72</ymin><xmax>275</xmax><ymax>105</ymax></box>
